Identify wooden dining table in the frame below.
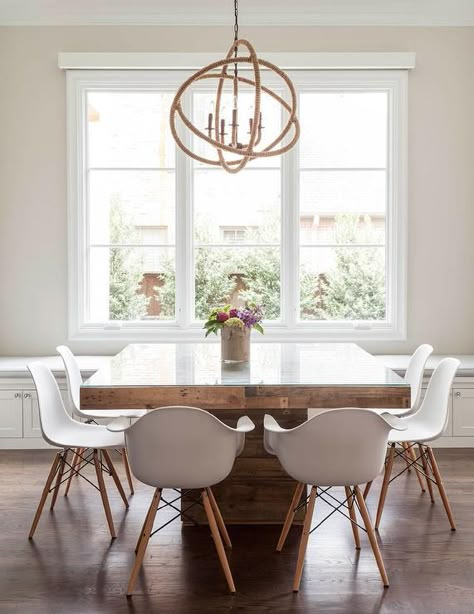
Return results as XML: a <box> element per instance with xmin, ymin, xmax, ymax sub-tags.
<box><xmin>80</xmin><ymin>342</ymin><xmax>410</xmax><ymax>525</ymax></box>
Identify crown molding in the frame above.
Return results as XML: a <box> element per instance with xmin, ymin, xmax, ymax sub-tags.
<box><xmin>1</xmin><ymin>1</ymin><xmax>474</xmax><ymax>27</ymax></box>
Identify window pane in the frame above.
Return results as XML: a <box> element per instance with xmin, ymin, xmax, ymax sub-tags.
<box><xmin>87</xmin><ymin>92</ymin><xmax>175</xmax><ymax>168</ymax></box>
<box><xmin>194</xmin><ymin>169</ymin><xmax>280</xmax><ymax>244</ymax></box>
<box><xmin>300</xmin><ymin>246</ymin><xmax>386</xmax><ymax>321</ymax></box>
<box><xmin>300</xmin><ymin>169</ymin><xmax>386</xmax><ymax>244</ymax></box>
<box><xmin>194</xmin><ymin>247</ymin><xmax>280</xmax><ymax>320</ymax></box>
<box><xmin>88</xmin><ymin>247</ymin><xmax>175</xmax><ymax>321</ymax></box>
<box><xmin>300</xmin><ymin>92</ymin><xmax>387</xmax><ymax>168</ymax></box>
<box><xmin>89</xmin><ymin>170</ymin><xmax>175</xmax><ymax>245</ymax></box>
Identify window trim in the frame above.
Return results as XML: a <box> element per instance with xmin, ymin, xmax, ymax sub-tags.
<box><xmin>67</xmin><ymin>68</ymin><xmax>407</xmax><ymax>344</ymax></box>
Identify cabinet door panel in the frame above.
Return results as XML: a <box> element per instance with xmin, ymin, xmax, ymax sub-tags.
<box><xmin>23</xmin><ymin>391</ymin><xmax>41</xmax><ymax>438</ymax></box>
<box><xmin>0</xmin><ymin>391</ymin><xmax>23</xmax><ymax>437</ymax></box>
<box><xmin>453</xmin><ymin>389</ymin><xmax>474</xmax><ymax>437</ymax></box>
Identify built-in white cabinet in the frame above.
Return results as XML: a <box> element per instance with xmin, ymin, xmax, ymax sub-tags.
<box><xmin>452</xmin><ymin>389</ymin><xmax>474</xmax><ymax>437</ymax></box>
<box><xmin>0</xmin><ymin>386</ymin><xmax>69</xmax><ymax>440</ymax></box>
<box><xmin>0</xmin><ymin>391</ymin><xmax>23</xmax><ymax>437</ymax></box>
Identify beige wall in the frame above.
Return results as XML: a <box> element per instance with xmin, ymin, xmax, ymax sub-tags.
<box><xmin>0</xmin><ymin>26</ymin><xmax>473</xmax><ymax>356</ymax></box>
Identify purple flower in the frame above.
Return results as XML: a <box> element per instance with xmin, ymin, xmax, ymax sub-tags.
<box><xmin>237</xmin><ymin>305</ymin><xmax>264</xmax><ymax>328</ymax></box>
<box><xmin>216</xmin><ymin>311</ymin><xmax>229</xmax><ymax>323</ymax></box>
<box><xmin>229</xmin><ymin>308</ymin><xmax>239</xmax><ymax>318</ymax></box>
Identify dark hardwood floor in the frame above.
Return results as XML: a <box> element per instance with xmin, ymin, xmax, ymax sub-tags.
<box><xmin>0</xmin><ymin>449</ymin><xmax>473</xmax><ymax>613</ymax></box>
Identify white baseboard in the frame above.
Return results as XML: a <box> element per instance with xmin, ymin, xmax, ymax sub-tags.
<box><xmin>0</xmin><ymin>437</ymin><xmax>474</xmax><ymax>451</ymax></box>
<box><xmin>430</xmin><ymin>437</ymin><xmax>474</xmax><ymax>448</ymax></box>
<box><xmin>0</xmin><ymin>439</ymin><xmax>56</xmax><ymax>450</ymax></box>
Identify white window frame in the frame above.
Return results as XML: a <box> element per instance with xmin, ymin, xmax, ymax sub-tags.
<box><xmin>67</xmin><ymin>66</ymin><xmax>407</xmax><ymax>344</ymax></box>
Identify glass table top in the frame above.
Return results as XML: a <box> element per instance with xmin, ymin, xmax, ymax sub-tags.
<box><xmin>82</xmin><ymin>343</ymin><xmax>406</xmax><ymax>388</ymax></box>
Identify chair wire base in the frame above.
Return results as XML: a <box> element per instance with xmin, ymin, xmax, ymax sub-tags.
<box><xmin>28</xmin><ymin>447</ymin><xmax>128</xmax><ymax>540</ymax></box>
<box><xmin>375</xmin><ymin>442</ymin><xmax>456</xmax><ymax>531</ymax></box>
<box><xmin>279</xmin><ymin>482</ymin><xmax>389</xmax><ymax>592</ymax></box>
<box><xmin>127</xmin><ymin>487</ymin><xmax>235</xmax><ymax>596</ymax></box>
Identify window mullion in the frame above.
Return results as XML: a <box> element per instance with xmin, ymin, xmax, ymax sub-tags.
<box><xmin>282</xmin><ymin>99</ymin><xmax>299</xmax><ymax>329</ymax></box>
<box><xmin>175</xmin><ymin>88</ymin><xmax>193</xmax><ymax>328</ymax></box>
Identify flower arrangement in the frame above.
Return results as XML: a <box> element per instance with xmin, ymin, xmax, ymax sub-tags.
<box><xmin>204</xmin><ymin>304</ymin><xmax>264</xmax><ymax>337</ymax></box>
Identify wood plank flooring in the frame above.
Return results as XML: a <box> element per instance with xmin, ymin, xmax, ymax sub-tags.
<box><xmin>0</xmin><ymin>449</ymin><xmax>473</xmax><ymax>613</ymax></box>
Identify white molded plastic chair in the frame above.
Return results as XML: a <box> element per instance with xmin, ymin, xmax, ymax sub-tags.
<box><xmin>27</xmin><ymin>362</ymin><xmax>129</xmax><ymax>540</ymax></box>
<box><xmin>366</xmin><ymin>344</ymin><xmax>433</xmax><ymax>496</ymax></box>
<box><xmin>376</xmin><ymin>344</ymin><xmax>434</xmax><ymax>417</ymax></box>
<box><xmin>107</xmin><ymin>406</ymin><xmax>255</xmax><ymax>596</ymax></box>
<box><xmin>264</xmin><ymin>408</ymin><xmax>406</xmax><ymax>592</ymax></box>
<box><xmin>375</xmin><ymin>357</ymin><xmax>460</xmax><ymax>531</ymax></box>
<box><xmin>57</xmin><ymin>345</ymin><xmax>145</xmax><ymax>494</ymax></box>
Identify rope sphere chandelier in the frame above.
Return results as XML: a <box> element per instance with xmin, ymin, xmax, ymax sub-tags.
<box><xmin>169</xmin><ymin>0</ymin><xmax>300</xmax><ymax>174</ymax></box>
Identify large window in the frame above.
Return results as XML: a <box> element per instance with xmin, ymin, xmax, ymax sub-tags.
<box><xmin>68</xmin><ymin>69</ymin><xmax>406</xmax><ymax>341</ymax></box>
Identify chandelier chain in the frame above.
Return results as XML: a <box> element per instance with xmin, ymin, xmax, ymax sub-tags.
<box><xmin>234</xmin><ymin>0</ymin><xmax>239</xmax><ymax>43</ymax></box>
<box><xmin>233</xmin><ymin>0</ymin><xmax>239</xmax><ymax>80</ymax></box>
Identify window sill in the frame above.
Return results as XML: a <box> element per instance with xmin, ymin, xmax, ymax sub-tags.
<box><xmin>70</xmin><ymin>322</ymin><xmax>406</xmax><ymax>344</ymax></box>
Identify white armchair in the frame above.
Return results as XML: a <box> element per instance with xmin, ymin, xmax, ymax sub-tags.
<box><xmin>107</xmin><ymin>406</ymin><xmax>255</xmax><ymax>596</ymax></box>
<box><xmin>264</xmin><ymin>408</ymin><xmax>406</xmax><ymax>591</ymax></box>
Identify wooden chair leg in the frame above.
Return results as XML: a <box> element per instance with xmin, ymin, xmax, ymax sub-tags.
<box><xmin>29</xmin><ymin>453</ymin><xmax>62</xmax><ymax>539</ymax></box>
<box><xmin>135</xmin><ymin>491</ymin><xmax>158</xmax><ymax>554</ymax></box>
<box><xmin>407</xmin><ymin>443</ymin><xmax>426</xmax><ymax>493</ymax></box>
<box><xmin>102</xmin><ymin>449</ymin><xmax>129</xmax><ymax>509</ymax></box>
<box><xmin>127</xmin><ymin>488</ymin><xmax>161</xmax><ymax>596</ymax></box>
<box><xmin>207</xmin><ymin>487</ymin><xmax>232</xmax><ymax>549</ymax></box>
<box><xmin>345</xmin><ymin>486</ymin><xmax>360</xmax><ymax>549</ymax></box>
<box><xmin>355</xmin><ymin>485</ymin><xmax>389</xmax><ymax>587</ymax></box>
<box><xmin>93</xmin><ymin>450</ymin><xmax>116</xmax><ymax>539</ymax></box>
<box><xmin>122</xmin><ymin>448</ymin><xmax>134</xmax><ymax>495</ymax></box>
<box><xmin>293</xmin><ymin>485</ymin><xmax>317</xmax><ymax>592</ymax></box>
<box><xmin>202</xmin><ymin>489</ymin><xmax>236</xmax><ymax>593</ymax></box>
<box><xmin>363</xmin><ymin>480</ymin><xmax>373</xmax><ymax>499</ymax></box>
<box><xmin>64</xmin><ymin>447</ymin><xmax>85</xmax><ymax>497</ymax></box>
<box><xmin>277</xmin><ymin>482</ymin><xmax>305</xmax><ymax>552</ymax></box>
<box><xmin>418</xmin><ymin>444</ymin><xmax>434</xmax><ymax>502</ymax></box>
<box><xmin>50</xmin><ymin>449</ymin><xmax>69</xmax><ymax>510</ymax></box>
<box><xmin>426</xmin><ymin>446</ymin><xmax>456</xmax><ymax>530</ymax></box>
<box><xmin>375</xmin><ymin>443</ymin><xmax>395</xmax><ymax>530</ymax></box>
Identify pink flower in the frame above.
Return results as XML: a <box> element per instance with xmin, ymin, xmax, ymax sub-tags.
<box><xmin>229</xmin><ymin>308</ymin><xmax>238</xmax><ymax>318</ymax></box>
<box><xmin>216</xmin><ymin>311</ymin><xmax>229</xmax><ymax>322</ymax></box>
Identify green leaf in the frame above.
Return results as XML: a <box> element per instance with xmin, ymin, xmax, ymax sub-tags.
<box><xmin>253</xmin><ymin>323</ymin><xmax>264</xmax><ymax>334</ymax></box>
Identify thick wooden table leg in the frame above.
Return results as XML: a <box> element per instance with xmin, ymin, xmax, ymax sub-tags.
<box><xmin>182</xmin><ymin>408</ymin><xmax>308</xmax><ymax>525</ymax></box>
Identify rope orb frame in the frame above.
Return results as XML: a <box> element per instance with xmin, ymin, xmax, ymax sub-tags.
<box><xmin>169</xmin><ymin>39</ymin><xmax>300</xmax><ymax>174</ymax></box>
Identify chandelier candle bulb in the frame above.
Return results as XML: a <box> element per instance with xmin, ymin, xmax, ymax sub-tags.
<box><xmin>231</xmin><ymin>108</ymin><xmax>238</xmax><ymax>146</ymax></box>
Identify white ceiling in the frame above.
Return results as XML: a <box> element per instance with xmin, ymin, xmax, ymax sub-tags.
<box><xmin>0</xmin><ymin>0</ymin><xmax>473</xmax><ymax>26</ymax></box>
